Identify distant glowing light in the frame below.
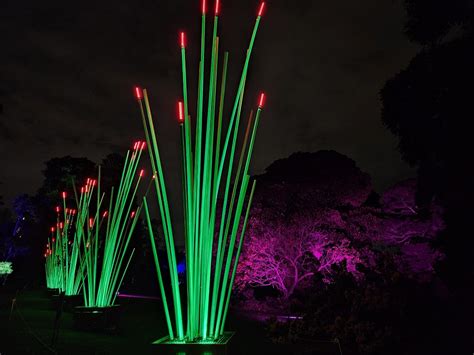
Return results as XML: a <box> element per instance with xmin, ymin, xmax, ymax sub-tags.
<box><xmin>62</xmin><ymin>191</ymin><xmax>66</xmax><ymax>199</ymax></box>
<box><xmin>0</xmin><ymin>262</ymin><xmax>13</xmax><ymax>275</ymax></box>
<box><xmin>141</xmin><ymin>141</ymin><xmax>146</xmax><ymax>150</ymax></box>
<box><xmin>258</xmin><ymin>92</ymin><xmax>266</xmax><ymax>109</ymax></box>
<box><xmin>130</xmin><ymin>211</ymin><xmax>136</xmax><ymax>219</ymax></box>
<box><xmin>103</xmin><ymin>211</ymin><xmax>108</xmax><ymax>218</ymax></box>
<box><xmin>202</xmin><ymin>0</ymin><xmax>206</xmax><ymax>14</ymax></box>
<box><xmin>89</xmin><ymin>218</ymin><xmax>94</xmax><ymax>228</ymax></box>
<box><xmin>139</xmin><ymin>169</ymin><xmax>145</xmax><ymax>177</ymax></box>
<box><xmin>134</xmin><ymin>86</ymin><xmax>143</xmax><ymax>100</ymax></box>
<box><xmin>180</xmin><ymin>32</ymin><xmax>186</xmax><ymax>48</ymax></box>
<box><xmin>59</xmin><ymin>222</ymin><xmax>63</xmax><ymax>229</ymax></box>
<box><xmin>50</xmin><ymin>227</ymin><xmax>55</xmax><ymax>233</ymax></box>
<box><xmin>178</xmin><ymin>101</ymin><xmax>184</xmax><ymax>123</ymax></box>
<box><xmin>55</xmin><ymin>206</ymin><xmax>60</xmax><ymax>213</ymax></box>
<box><xmin>215</xmin><ymin>0</ymin><xmax>220</xmax><ymax>15</ymax></box>
<box><xmin>258</xmin><ymin>2</ymin><xmax>265</xmax><ymax>17</ymax></box>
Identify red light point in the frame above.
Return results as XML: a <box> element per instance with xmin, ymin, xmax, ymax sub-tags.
<box><xmin>89</xmin><ymin>218</ymin><xmax>94</xmax><ymax>228</ymax></box>
<box><xmin>103</xmin><ymin>210</ymin><xmax>108</xmax><ymax>218</ymax></box>
<box><xmin>52</xmin><ymin>238</ymin><xmax>56</xmax><ymax>243</ymax></box>
<box><xmin>258</xmin><ymin>2</ymin><xmax>265</xmax><ymax>17</ymax></box>
<box><xmin>215</xmin><ymin>0</ymin><xmax>220</xmax><ymax>15</ymax></box>
<box><xmin>180</xmin><ymin>32</ymin><xmax>186</xmax><ymax>48</ymax></box>
<box><xmin>55</xmin><ymin>206</ymin><xmax>60</xmax><ymax>213</ymax></box>
<box><xmin>258</xmin><ymin>92</ymin><xmax>266</xmax><ymax>109</ymax></box>
<box><xmin>59</xmin><ymin>222</ymin><xmax>63</xmax><ymax>229</ymax></box>
<box><xmin>141</xmin><ymin>141</ymin><xmax>146</xmax><ymax>150</ymax></box>
<box><xmin>130</xmin><ymin>211</ymin><xmax>136</xmax><ymax>219</ymax></box>
<box><xmin>134</xmin><ymin>86</ymin><xmax>143</xmax><ymax>100</ymax></box>
<box><xmin>178</xmin><ymin>101</ymin><xmax>184</xmax><ymax>123</ymax></box>
<box><xmin>139</xmin><ymin>169</ymin><xmax>145</xmax><ymax>177</ymax></box>
<box><xmin>202</xmin><ymin>0</ymin><xmax>206</xmax><ymax>14</ymax></box>
<box><xmin>62</xmin><ymin>191</ymin><xmax>66</xmax><ymax>199</ymax></box>
<box><xmin>51</xmin><ymin>227</ymin><xmax>55</xmax><ymax>233</ymax></box>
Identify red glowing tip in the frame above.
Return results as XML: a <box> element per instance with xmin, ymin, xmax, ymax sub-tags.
<box><xmin>72</xmin><ymin>209</ymin><xmax>76</xmax><ymax>215</ymax></box>
<box><xmin>178</xmin><ymin>101</ymin><xmax>184</xmax><ymax>123</ymax></box>
<box><xmin>180</xmin><ymin>32</ymin><xmax>186</xmax><ymax>48</ymax></box>
<box><xmin>130</xmin><ymin>211</ymin><xmax>136</xmax><ymax>219</ymax></box>
<box><xmin>258</xmin><ymin>2</ymin><xmax>265</xmax><ymax>17</ymax></box>
<box><xmin>59</xmin><ymin>222</ymin><xmax>63</xmax><ymax>229</ymax></box>
<box><xmin>202</xmin><ymin>0</ymin><xmax>206</xmax><ymax>13</ymax></box>
<box><xmin>52</xmin><ymin>238</ymin><xmax>56</xmax><ymax>243</ymax></box>
<box><xmin>92</xmin><ymin>179</ymin><xmax>96</xmax><ymax>186</ymax></box>
<box><xmin>55</xmin><ymin>206</ymin><xmax>60</xmax><ymax>213</ymax></box>
<box><xmin>139</xmin><ymin>169</ymin><xmax>145</xmax><ymax>177</ymax></box>
<box><xmin>141</xmin><ymin>141</ymin><xmax>146</xmax><ymax>150</ymax></box>
<box><xmin>89</xmin><ymin>218</ymin><xmax>94</xmax><ymax>228</ymax></box>
<box><xmin>215</xmin><ymin>0</ymin><xmax>220</xmax><ymax>15</ymax></box>
<box><xmin>87</xmin><ymin>178</ymin><xmax>91</xmax><ymax>184</ymax></box>
<box><xmin>62</xmin><ymin>191</ymin><xmax>66</xmax><ymax>199</ymax></box>
<box><xmin>103</xmin><ymin>211</ymin><xmax>108</xmax><ymax>218</ymax></box>
<box><xmin>134</xmin><ymin>86</ymin><xmax>143</xmax><ymax>100</ymax></box>
<box><xmin>258</xmin><ymin>92</ymin><xmax>266</xmax><ymax>109</ymax></box>
<box><xmin>51</xmin><ymin>227</ymin><xmax>55</xmax><ymax>233</ymax></box>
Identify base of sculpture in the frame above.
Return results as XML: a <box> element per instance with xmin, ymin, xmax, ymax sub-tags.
<box><xmin>152</xmin><ymin>331</ymin><xmax>234</xmax><ymax>354</ymax></box>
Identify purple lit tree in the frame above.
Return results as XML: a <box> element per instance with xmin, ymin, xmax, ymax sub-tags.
<box><xmin>235</xmin><ymin>154</ymin><xmax>445</xmax><ymax>303</ymax></box>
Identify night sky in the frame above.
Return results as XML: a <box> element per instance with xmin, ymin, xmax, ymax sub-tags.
<box><xmin>0</xmin><ymin>0</ymin><xmax>418</xmax><ymax>206</ymax></box>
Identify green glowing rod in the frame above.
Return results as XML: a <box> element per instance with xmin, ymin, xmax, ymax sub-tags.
<box><xmin>137</xmin><ymin>0</ymin><xmax>267</xmax><ymax>342</ymax></box>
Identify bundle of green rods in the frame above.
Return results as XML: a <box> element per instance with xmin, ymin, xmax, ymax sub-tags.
<box><xmin>45</xmin><ymin>195</ymin><xmax>83</xmax><ymax>295</ymax></box>
<box><xmin>44</xmin><ymin>143</ymin><xmax>146</xmax><ymax>307</ymax></box>
<box><xmin>137</xmin><ymin>0</ymin><xmax>266</xmax><ymax>341</ymax></box>
<box><xmin>80</xmin><ymin>143</ymin><xmax>145</xmax><ymax>307</ymax></box>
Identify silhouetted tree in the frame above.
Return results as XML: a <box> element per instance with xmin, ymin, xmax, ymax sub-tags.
<box><xmin>381</xmin><ymin>0</ymin><xmax>474</xmax><ymax>284</ymax></box>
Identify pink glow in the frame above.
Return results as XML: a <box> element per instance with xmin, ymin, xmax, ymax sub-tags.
<box><xmin>103</xmin><ymin>210</ymin><xmax>108</xmax><ymax>218</ymax></box>
<box><xmin>62</xmin><ymin>191</ymin><xmax>66</xmax><ymax>199</ymax></box>
<box><xmin>180</xmin><ymin>32</ymin><xmax>186</xmax><ymax>48</ymax></box>
<box><xmin>130</xmin><ymin>211</ymin><xmax>136</xmax><ymax>219</ymax></box>
<box><xmin>202</xmin><ymin>0</ymin><xmax>206</xmax><ymax>14</ymax></box>
<box><xmin>178</xmin><ymin>101</ymin><xmax>184</xmax><ymax>123</ymax></box>
<box><xmin>258</xmin><ymin>92</ymin><xmax>266</xmax><ymax>108</ymax></box>
<box><xmin>258</xmin><ymin>2</ymin><xmax>265</xmax><ymax>17</ymax></box>
<box><xmin>215</xmin><ymin>0</ymin><xmax>220</xmax><ymax>15</ymax></box>
<box><xmin>134</xmin><ymin>86</ymin><xmax>143</xmax><ymax>100</ymax></box>
<box><xmin>139</xmin><ymin>169</ymin><xmax>145</xmax><ymax>177</ymax></box>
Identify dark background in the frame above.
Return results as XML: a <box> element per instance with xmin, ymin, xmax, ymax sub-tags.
<box><xmin>0</xmin><ymin>0</ymin><xmax>416</xmax><ymax>206</ymax></box>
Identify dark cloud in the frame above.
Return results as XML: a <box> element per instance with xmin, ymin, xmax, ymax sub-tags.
<box><xmin>0</xmin><ymin>0</ymin><xmax>416</xmax><ymax>205</ymax></box>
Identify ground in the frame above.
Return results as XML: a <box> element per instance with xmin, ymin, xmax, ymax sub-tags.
<box><xmin>0</xmin><ymin>288</ymin><xmax>340</xmax><ymax>354</ymax></box>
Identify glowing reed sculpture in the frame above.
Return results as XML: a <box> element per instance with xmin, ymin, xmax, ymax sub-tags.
<box><xmin>45</xmin><ymin>143</ymin><xmax>146</xmax><ymax>308</ymax></box>
<box><xmin>137</xmin><ymin>0</ymin><xmax>266</xmax><ymax>343</ymax></box>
